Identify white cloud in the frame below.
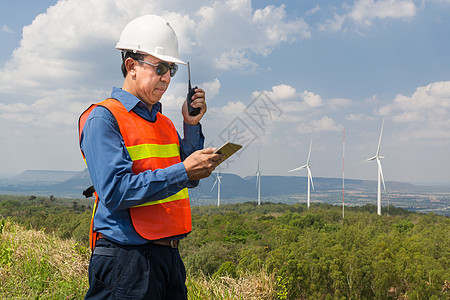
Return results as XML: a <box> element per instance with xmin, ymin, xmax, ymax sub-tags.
<box><xmin>0</xmin><ymin>89</ymin><xmax>104</xmax><ymax>128</ymax></box>
<box><xmin>244</xmin><ymin>86</ymin><xmax>347</xmax><ymax>140</ymax></box>
<box><xmin>295</xmin><ymin>116</ymin><xmax>341</xmax><ymax>134</ymax></box>
<box><xmin>349</xmin><ymin>0</ymin><xmax>416</xmax><ymax>25</ymax></box>
<box><xmin>329</xmin><ymin>97</ymin><xmax>352</xmax><ymax>110</ymax></box>
<box><xmin>0</xmin><ymin>0</ymin><xmax>131</xmax><ymax>95</ymax></box>
<box><xmin>377</xmin><ymin>81</ymin><xmax>450</xmax><ymax>141</ymax></box>
<box><xmin>1</xmin><ymin>0</ymin><xmax>447</xmax><ymax>183</ymax></box>
<box><xmin>302</xmin><ymin>90</ymin><xmax>322</xmax><ymax>107</ymax></box>
<box><xmin>378</xmin><ymin>81</ymin><xmax>450</xmax><ymax>119</ymax></box>
<box><xmin>270</xmin><ymin>84</ymin><xmax>297</xmax><ymax>100</ymax></box>
<box><xmin>318</xmin><ymin>14</ymin><xmax>347</xmax><ymax>32</ymax></box>
<box><xmin>246</xmin><ymin>86</ymin><xmax>324</xmax><ymax>128</ymax></box>
<box><xmin>306</xmin><ymin>5</ymin><xmax>321</xmax><ymax>15</ymax></box>
<box><xmin>211</xmin><ymin>101</ymin><xmax>247</xmax><ymax>118</ymax></box>
<box><xmin>161</xmin><ymin>78</ymin><xmax>221</xmax><ymax>109</ymax></box>
<box><xmin>0</xmin><ymin>0</ymin><xmax>310</xmax><ymax>99</ymax></box>
<box><xmin>214</xmin><ymin>49</ymin><xmax>259</xmax><ymax>71</ymax></box>
<box><xmin>0</xmin><ymin>102</ymin><xmax>29</xmax><ymax>113</ymax></box>
<box><xmin>202</xmin><ymin>78</ymin><xmax>221</xmax><ymax>100</ymax></box>
<box><xmin>346</xmin><ymin>113</ymin><xmax>366</xmax><ymax>121</ymax></box>
<box><xmin>0</xmin><ymin>87</ymin><xmax>105</xmax><ymax>172</ymax></box>
<box><xmin>319</xmin><ymin>0</ymin><xmax>416</xmax><ymax>32</ymax></box>
<box><xmin>194</xmin><ymin>1</ymin><xmax>310</xmax><ymax>69</ymax></box>
<box><xmin>1</xmin><ymin>25</ymin><xmax>13</xmax><ymax>33</ymax></box>
<box><xmin>253</xmin><ymin>85</ymin><xmax>322</xmax><ymax>108</ymax></box>
<box><xmin>159</xmin><ymin>87</ymin><xmax>186</xmax><ymax>119</ymax></box>
<box><xmin>252</xmin><ymin>4</ymin><xmax>309</xmax><ymax>46</ymax></box>
<box><xmin>278</xmin><ymin>89</ymin><xmax>322</xmax><ymax>114</ymax></box>
<box><xmin>248</xmin><ymin>85</ymin><xmax>331</xmax><ymax>126</ymax></box>
<box><xmin>0</xmin><ymin>0</ymin><xmax>307</xmax><ymax>161</ymax></box>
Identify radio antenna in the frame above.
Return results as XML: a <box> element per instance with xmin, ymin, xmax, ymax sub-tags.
<box><xmin>187</xmin><ymin>62</ymin><xmax>192</xmax><ymax>90</ymax></box>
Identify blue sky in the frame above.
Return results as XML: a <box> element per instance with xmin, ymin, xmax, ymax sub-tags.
<box><xmin>1</xmin><ymin>0</ymin><xmax>449</xmax><ymax>187</ymax></box>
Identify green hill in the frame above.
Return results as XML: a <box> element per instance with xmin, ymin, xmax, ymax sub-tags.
<box><xmin>0</xmin><ymin>196</ymin><xmax>448</xmax><ymax>299</ymax></box>
<box><xmin>0</xmin><ymin>219</ymin><xmax>89</xmax><ymax>298</ymax></box>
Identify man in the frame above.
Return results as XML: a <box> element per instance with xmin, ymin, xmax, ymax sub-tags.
<box><xmin>78</xmin><ymin>15</ymin><xmax>221</xmax><ymax>299</ymax></box>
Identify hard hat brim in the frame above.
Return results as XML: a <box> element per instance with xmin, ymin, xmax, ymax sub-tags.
<box><xmin>151</xmin><ymin>53</ymin><xmax>187</xmax><ymax>65</ymax></box>
<box><xmin>116</xmin><ymin>45</ymin><xmax>187</xmax><ymax>65</ymax></box>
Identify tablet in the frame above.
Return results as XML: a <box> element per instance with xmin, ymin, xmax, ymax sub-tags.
<box><xmin>213</xmin><ymin>142</ymin><xmax>242</xmax><ymax>165</ymax></box>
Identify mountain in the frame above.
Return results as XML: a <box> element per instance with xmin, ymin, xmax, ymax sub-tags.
<box><xmin>48</xmin><ymin>168</ymin><xmax>93</xmax><ymax>196</ymax></box>
<box><xmin>0</xmin><ymin>169</ymin><xmax>444</xmax><ymax>198</ymax></box>
<box><xmin>9</xmin><ymin>170</ymin><xmax>80</xmax><ymax>183</ymax></box>
<box><xmin>192</xmin><ymin>174</ymin><xmax>422</xmax><ymax>200</ymax></box>
<box><xmin>0</xmin><ymin>169</ymin><xmax>449</xmax><ymax>216</ymax></box>
<box><xmin>0</xmin><ymin>169</ymin><xmax>92</xmax><ymax>198</ymax></box>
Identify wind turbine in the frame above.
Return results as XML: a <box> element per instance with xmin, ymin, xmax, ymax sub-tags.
<box><xmin>362</xmin><ymin>119</ymin><xmax>386</xmax><ymax>215</ymax></box>
<box><xmin>342</xmin><ymin>127</ymin><xmax>345</xmax><ymax>219</ymax></box>
<box><xmin>289</xmin><ymin>138</ymin><xmax>314</xmax><ymax>209</ymax></box>
<box><xmin>211</xmin><ymin>169</ymin><xmax>222</xmax><ymax>207</ymax></box>
<box><xmin>255</xmin><ymin>151</ymin><xmax>262</xmax><ymax>205</ymax></box>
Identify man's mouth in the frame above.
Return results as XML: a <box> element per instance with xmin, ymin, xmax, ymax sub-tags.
<box><xmin>155</xmin><ymin>84</ymin><xmax>166</xmax><ymax>92</ymax></box>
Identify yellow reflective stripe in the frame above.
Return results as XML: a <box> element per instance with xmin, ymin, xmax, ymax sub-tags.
<box><xmin>133</xmin><ymin>188</ymin><xmax>189</xmax><ymax>208</ymax></box>
<box><xmin>91</xmin><ymin>201</ymin><xmax>97</xmax><ymax>218</ymax></box>
<box><xmin>126</xmin><ymin>143</ymin><xmax>180</xmax><ymax>161</ymax></box>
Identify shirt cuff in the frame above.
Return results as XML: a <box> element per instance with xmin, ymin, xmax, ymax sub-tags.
<box><xmin>166</xmin><ymin>162</ymin><xmax>192</xmax><ymax>189</ymax></box>
<box><xmin>183</xmin><ymin>122</ymin><xmax>204</xmax><ymax>148</ymax></box>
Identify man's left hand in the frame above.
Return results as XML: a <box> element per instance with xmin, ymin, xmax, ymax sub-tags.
<box><xmin>182</xmin><ymin>88</ymin><xmax>206</xmax><ymax>125</ymax></box>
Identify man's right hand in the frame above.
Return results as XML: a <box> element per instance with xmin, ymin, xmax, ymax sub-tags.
<box><xmin>183</xmin><ymin>148</ymin><xmax>223</xmax><ymax>180</ymax></box>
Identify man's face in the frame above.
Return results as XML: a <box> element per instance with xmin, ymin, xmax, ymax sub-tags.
<box><xmin>133</xmin><ymin>55</ymin><xmax>172</xmax><ymax>107</ymax></box>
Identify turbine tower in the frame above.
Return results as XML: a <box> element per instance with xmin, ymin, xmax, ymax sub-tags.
<box><xmin>363</xmin><ymin>119</ymin><xmax>386</xmax><ymax>215</ymax></box>
<box><xmin>255</xmin><ymin>152</ymin><xmax>261</xmax><ymax>205</ymax></box>
<box><xmin>342</xmin><ymin>127</ymin><xmax>345</xmax><ymax>219</ymax></box>
<box><xmin>211</xmin><ymin>170</ymin><xmax>222</xmax><ymax>207</ymax></box>
<box><xmin>289</xmin><ymin>138</ymin><xmax>314</xmax><ymax>209</ymax></box>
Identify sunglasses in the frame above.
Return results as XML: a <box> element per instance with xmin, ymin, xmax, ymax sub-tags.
<box><xmin>137</xmin><ymin>60</ymin><xmax>178</xmax><ymax>77</ymax></box>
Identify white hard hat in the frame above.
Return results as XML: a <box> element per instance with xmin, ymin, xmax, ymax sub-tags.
<box><xmin>116</xmin><ymin>15</ymin><xmax>186</xmax><ymax>65</ymax></box>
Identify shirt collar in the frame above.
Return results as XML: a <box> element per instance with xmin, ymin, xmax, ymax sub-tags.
<box><xmin>111</xmin><ymin>87</ymin><xmax>162</xmax><ymax>118</ymax></box>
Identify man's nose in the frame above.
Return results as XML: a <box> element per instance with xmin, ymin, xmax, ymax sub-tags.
<box><xmin>161</xmin><ymin>71</ymin><xmax>171</xmax><ymax>83</ymax></box>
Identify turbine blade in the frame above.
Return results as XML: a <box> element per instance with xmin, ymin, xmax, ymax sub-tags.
<box><xmin>307</xmin><ymin>167</ymin><xmax>314</xmax><ymax>190</ymax></box>
<box><xmin>377</xmin><ymin>158</ymin><xmax>386</xmax><ymax>190</ymax></box>
<box><xmin>362</xmin><ymin>156</ymin><xmax>377</xmax><ymax>163</ymax></box>
<box><xmin>289</xmin><ymin>165</ymin><xmax>307</xmax><ymax>172</ymax></box>
<box><xmin>211</xmin><ymin>178</ymin><xmax>218</xmax><ymax>191</ymax></box>
<box><xmin>376</xmin><ymin>118</ymin><xmax>384</xmax><ymax>156</ymax></box>
<box><xmin>307</xmin><ymin>138</ymin><xmax>313</xmax><ymax>163</ymax></box>
<box><xmin>257</xmin><ymin>151</ymin><xmax>260</xmax><ymax>171</ymax></box>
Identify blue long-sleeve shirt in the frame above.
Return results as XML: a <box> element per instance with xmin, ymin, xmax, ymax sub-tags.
<box><xmin>80</xmin><ymin>87</ymin><xmax>204</xmax><ymax>245</ymax></box>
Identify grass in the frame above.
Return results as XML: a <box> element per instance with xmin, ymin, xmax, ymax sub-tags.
<box><xmin>0</xmin><ymin>219</ymin><xmax>90</xmax><ymax>299</ymax></box>
<box><xmin>0</xmin><ymin>219</ymin><xmax>278</xmax><ymax>299</ymax></box>
<box><xmin>186</xmin><ymin>271</ymin><xmax>277</xmax><ymax>300</ymax></box>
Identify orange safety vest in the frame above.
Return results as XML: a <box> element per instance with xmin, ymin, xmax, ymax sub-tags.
<box><xmin>79</xmin><ymin>98</ymin><xmax>191</xmax><ymax>248</ymax></box>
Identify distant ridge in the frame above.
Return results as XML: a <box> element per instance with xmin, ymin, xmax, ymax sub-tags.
<box><xmin>194</xmin><ymin>174</ymin><xmax>421</xmax><ymax>200</ymax></box>
<box><xmin>0</xmin><ymin>169</ymin><xmax>91</xmax><ymax>198</ymax></box>
<box><xmin>0</xmin><ymin>169</ymin><xmax>449</xmax><ymax>202</ymax></box>
<box><xmin>11</xmin><ymin>170</ymin><xmax>81</xmax><ymax>183</ymax></box>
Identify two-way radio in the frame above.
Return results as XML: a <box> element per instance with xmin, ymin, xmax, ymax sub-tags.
<box><xmin>186</xmin><ymin>62</ymin><xmax>200</xmax><ymax>116</ymax></box>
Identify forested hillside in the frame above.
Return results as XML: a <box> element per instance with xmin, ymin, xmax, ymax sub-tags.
<box><xmin>185</xmin><ymin>203</ymin><xmax>449</xmax><ymax>299</ymax></box>
<box><xmin>0</xmin><ymin>195</ymin><xmax>448</xmax><ymax>299</ymax></box>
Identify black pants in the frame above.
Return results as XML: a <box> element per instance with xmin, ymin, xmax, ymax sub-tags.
<box><xmin>85</xmin><ymin>238</ymin><xmax>187</xmax><ymax>300</ymax></box>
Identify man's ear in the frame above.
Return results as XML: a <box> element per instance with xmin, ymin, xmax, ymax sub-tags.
<box><xmin>125</xmin><ymin>58</ymin><xmax>137</xmax><ymax>76</ymax></box>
